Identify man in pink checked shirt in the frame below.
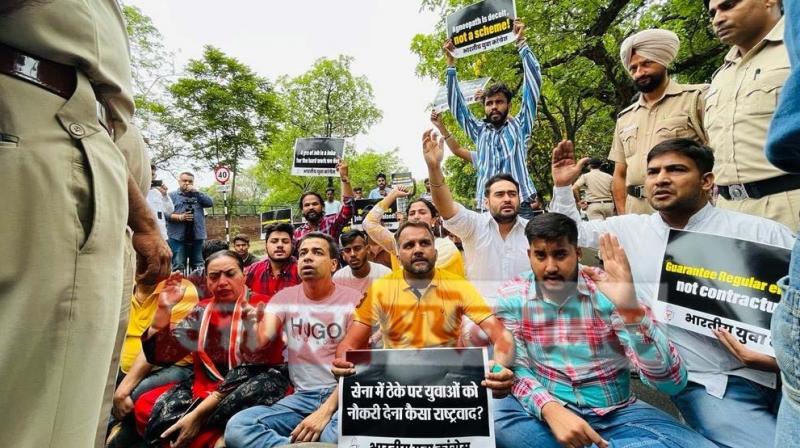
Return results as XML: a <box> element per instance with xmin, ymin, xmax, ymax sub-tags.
<box><xmin>493</xmin><ymin>213</ymin><xmax>715</xmax><ymax>448</ymax></box>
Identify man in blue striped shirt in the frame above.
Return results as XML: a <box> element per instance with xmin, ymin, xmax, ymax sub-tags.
<box><xmin>444</xmin><ymin>19</ymin><xmax>542</xmax><ymax>217</ymax></box>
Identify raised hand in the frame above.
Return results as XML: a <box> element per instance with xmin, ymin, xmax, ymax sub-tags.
<box><xmin>336</xmin><ymin>158</ymin><xmax>349</xmax><ymax>179</ymax></box>
<box><xmin>551</xmin><ymin>140</ymin><xmax>589</xmax><ymax>187</ymax></box>
<box><xmin>443</xmin><ymin>39</ymin><xmax>456</xmax><ymax>66</ymax></box>
<box><xmin>430</xmin><ymin>111</ymin><xmax>444</xmax><ymax>131</ymax></box>
<box><xmin>157</xmin><ymin>272</ymin><xmax>186</xmax><ymax>309</ymax></box>
<box><xmin>581</xmin><ymin>234</ymin><xmax>641</xmax><ymax>321</ymax></box>
<box><xmin>513</xmin><ymin>19</ymin><xmax>526</xmax><ymax>44</ymax></box>
<box><xmin>422</xmin><ymin>129</ymin><xmax>445</xmax><ymax>168</ymax></box>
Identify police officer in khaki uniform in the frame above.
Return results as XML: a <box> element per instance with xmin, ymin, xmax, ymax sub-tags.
<box><xmin>572</xmin><ymin>159</ymin><xmax>615</xmax><ymax>220</ymax></box>
<box><xmin>609</xmin><ymin>29</ymin><xmax>709</xmax><ymax>215</ymax></box>
<box><xmin>0</xmin><ymin>1</ymin><xmax>171</xmax><ymax>447</ymax></box>
<box><xmin>704</xmin><ymin>0</ymin><xmax>797</xmax><ymax>229</ymax></box>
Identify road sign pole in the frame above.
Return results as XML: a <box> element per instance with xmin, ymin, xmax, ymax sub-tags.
<box><xmin>223</xmin><ymin>189</ymin><xmax>229</xmax><ymax>243</ymax></box>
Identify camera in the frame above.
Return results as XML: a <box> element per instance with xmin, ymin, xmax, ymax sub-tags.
<box><xmin>183</xmin><ymin>197</ymin><xmax>197</xmax><ymax>214</ymax></box>
<box><xmin>151</xmin><ymin>179</ymin><xmax>163</xmax><ymax>188</ymax></box>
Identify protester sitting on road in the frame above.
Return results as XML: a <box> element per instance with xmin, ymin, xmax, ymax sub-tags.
<box><xmin>246</xmin><ymin>223</ymin><xmax>301</xmax><ymax>297</ymax></box>
<box><xmin>133</xmin><ymin>252</ymin><xmax>288</xmax><ymax>448</ymax></box>
<box><xmin>187</xmin><ymin>239</ymin><xmax>230</xmax><ymax>299</ymax></box>
<box><xmin>233</xmin><ymin>234</ymin><xmax>260</xmax><ymax>268</ymax></box>
<box><xmin>294</xmin><ymin>160</ymin><xmax>354</xmax><ymax>242</ymax></box>
<box><xmin>494</xmin><ymin>213</ymin><xmax>715</xmax><ymax>448</ymax></box>
<box><xmin>330</xmin><ymin>220</ymin><xmax>519</xmax><ymax>447</ymax></box>
<box><xmin>106</xmin><ymin>275</ymin><xmax>199</xmax><ymax>447</ymax></box>
<box><xmin>334</xmin><ymin>229</ymin><xmax>392</xmax><ymax>294</ymax></box>
<box><xmin>363</xmin><ymin>185</ymin><xmax>464</xmax><ymax>277</ymax></box>
<box><xmin>225</xmin><ymin>233</ymin><xmax>363</xmax><ymax>447</ymax></box>
<box><xmin>549</xmin><ymin>137</ymin><xmax>794</xmax><ymax>447</ymax></box>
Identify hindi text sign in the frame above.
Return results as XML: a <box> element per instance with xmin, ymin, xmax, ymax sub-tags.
<box><xmin>339</xmin><ymin>347</ymin><xmax>495</xmax><ymax>448</ymax></box>
<box><xmin>291</xmin><ymin>137</ymin><xmax>345</xmax><ymax>177</ymax></box>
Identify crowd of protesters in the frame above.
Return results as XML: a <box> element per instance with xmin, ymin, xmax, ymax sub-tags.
<box><xmin>2</xmin><ymin>1</ymin><xmax>799</xmax><ymax>447</ymax></box>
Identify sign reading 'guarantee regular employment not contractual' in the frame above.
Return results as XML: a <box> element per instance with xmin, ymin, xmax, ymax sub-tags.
<box><xmin>655</xmin><ymin>229</ymin><xmax>790</xmax><ymax>357</ymax></box>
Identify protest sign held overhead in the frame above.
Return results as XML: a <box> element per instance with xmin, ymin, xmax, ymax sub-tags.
<box><xmin>446</xmin><ymin>0</ymin><xmax>516</xmax><ymax>58</ymax></box>
<box><xmin>259</xmin><ymin>208</ymin><xmax>292</xmax><ymax>239</ymax></box>
<box><xmin>432</xmin><ymin>77</ymin><xmax>491</xmax><ymax>113</ymax></box>
<box><xmin>351</xmin><ymin>199</ymin><xmax>398</xmax><ymax>230</ymax></box>
<box><xmin>338</xmin><ymin>347</ymin><xmax>495</xmax><ymax>448</ymax></box>
<box><xmin>655</xmin><ymin>229</ymin><xmax>790</xmax><ymax>357</ymax></box>
<box><xmin>291</xmin><ymin>137</ymin><xmax>345</xmax><ymax>177</ymax></box>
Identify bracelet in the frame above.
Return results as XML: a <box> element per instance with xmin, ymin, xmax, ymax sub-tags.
<box><xmin>429</xmin><ymin>180</ymin><xmax>445</xmax><ymax>188</ymax></box>
<box><xmin>443</xmin><ymin>134</ymin><xmax>453</xmax><ymax>140</ymax></box>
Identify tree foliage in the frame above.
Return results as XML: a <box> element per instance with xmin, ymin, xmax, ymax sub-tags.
<box><xmin>255</xmin><ymin>55</ymin><xmax>388</xmax><ymax>207</ymax></box>
<box><xmin>167</xmin><ymin>46</ymin><xmax>282</xmax><ymax>204</ymax></box>
<box><xmin>412</xmin><ymin>0</ymin><xmax>725</xmax><ymax>197</ymax></box>
<box><xmin>278</xmin><ymin>56</ymin><xmax>383</xmax><ymax>138</ymax></box>
<box><xmin>122</xmin><ymin>4</ymin><xmax>185</xmax><ymax>168</ymax></box>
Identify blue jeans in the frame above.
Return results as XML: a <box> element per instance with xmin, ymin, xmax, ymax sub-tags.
<box><xmin>168</xmin><ymin>238</ymin><xmax>204</xmax><ymax>272</ymax></box>
<box><xmin>493</xmin><ymin>395</ymin><xmax>713</xmax><ymax>448</ymax></box>
<box><xmin>772</xmin><ymin>236</ymin><xmax>800</xmax><ymax>447</ymax></box>
<box><xmin>130</xmin><ymin>365</ymin><xmax>192</xmax><ymax>401</ymax></box>
<box><xmin>671</xmin><ymin>376</ymin><xmax>780</xmax><ymax>448</ymax></box>
<box><xmin>224</xmin><ymin>387</ymin><xmax>338</xmax><ymax>448</ymax></box>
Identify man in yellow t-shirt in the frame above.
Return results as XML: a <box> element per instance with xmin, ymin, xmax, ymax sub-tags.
<box><xmin>332</xmin><ymin>221</ymin><xmax>524</xmax><ymax>448</ymax></box>
<box><xmin>106</xmin><ymin>278</ymin><xmax>198</xmax><ymax>447</ymax></box>
<box><xmin>332</xmin><ymin>221</ymin><xmax>513</xmax><ymax>372</ymax></box>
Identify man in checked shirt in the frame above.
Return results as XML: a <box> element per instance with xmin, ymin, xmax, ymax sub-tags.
<box><xmin>494</xmin><ymin>213</ymin><xmax>715</xmax><ymax>448</ymax></box>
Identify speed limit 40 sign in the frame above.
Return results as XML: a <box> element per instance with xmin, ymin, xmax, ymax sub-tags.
<box><xmin>214</xmin><ymin>165</ymin><xmax>231</xmax><ymax>185</ymax></box>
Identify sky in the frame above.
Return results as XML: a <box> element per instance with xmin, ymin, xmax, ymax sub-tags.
<box><xmin>128</xmin><ymin>0</ymin><xmax>444</xmax><ymax>189</ymax></box>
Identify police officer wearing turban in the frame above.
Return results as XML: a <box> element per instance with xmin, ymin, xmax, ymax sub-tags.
<box><xmin>609</xmin><ymin>29</ymin><xmax>710</xmax><ymax>215</ymax></box>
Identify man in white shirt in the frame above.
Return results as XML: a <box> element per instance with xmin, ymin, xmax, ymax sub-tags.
<box><xmin>323</xmin><ymin>187</ymin><xmax>341</xmax><ymax>216</ymax></box>
<box><xmin>333</xmin><ymin>229</ymin><xmax>391</xmax><ymax>293</ymax></box>
<box><xmin>146</xmin><ymin>164</ymin><xmax>173</xmax><ymax>240</ymax></box>
<box><xmin>422</xmin><ymin>130</ymin><xmax>530</xmax><ymax>301</ymax></box>
<box><xmin>550</xmin><ymin>137</ymin><xmax>794</xmax><ymax>448</ymax></box>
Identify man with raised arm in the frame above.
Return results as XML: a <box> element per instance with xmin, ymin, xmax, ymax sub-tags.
<box><xmin>549</xmin><ymin>137</ymin><xmax>793</xmax><ymax>447</ymax></box>
<box><xmin>444</xmin><ymin>19</ymin><xmax>542</xmax><ymax>218</ymax></box>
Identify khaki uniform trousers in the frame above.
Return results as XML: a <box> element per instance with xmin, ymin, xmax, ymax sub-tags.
<box><xmin>0</xmin><ymin>72</ymin><xmax>128</xmax><ymax>447</ymax></box>
<box><xmin>717</xmin><ymin>189</ymin><xmax>800</xmax><ymax>231</ymax></box>
<box><xmin>625</xmin><ymin>195</ymin><xmax>654</xmax><ymax>215</ymax></box>
<box><xmin>586</xmin><ymin>202</ymin><xmax>615</xmax><ymax>220</ymax></box>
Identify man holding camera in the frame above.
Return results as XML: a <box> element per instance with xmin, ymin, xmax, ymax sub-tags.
<box><xmin>167</xmin><ymin>172</ymin><xmax>214</xmax><ymax>272</ymax></box>
<box><xmin>147</xmin><ymin>164</ymin><xmax>174</xmax><ymax>240</ymax></box>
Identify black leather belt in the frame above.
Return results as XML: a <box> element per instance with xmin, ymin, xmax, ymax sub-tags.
<box><xmin>0</xmin><ymin>42</ymin><xmax>113</xmax><ymax>138</ymax></box>
<box><xmin>718</xmin><ymin>174</ymin><xmax>800</xmax><ymax>201</ymax></box>
<box><xmin>626</xmin><ymin>185</ymin><xmax>646</xmax><ymax>199</ymax></box>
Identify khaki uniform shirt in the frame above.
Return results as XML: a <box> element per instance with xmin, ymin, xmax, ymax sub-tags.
<box><xmin>0</xmin><ymin>0</ymin><xmax>150</xmax><ymax>193</ymax></box>
<box><xmin>609</xmin><ymin>80</ymin><xmax>709</xmax><ymax>186</ymax></box>
<box><xmin>704</xmin><ymin>18</ymin><xmax>790</xmax><ymax>186</ymax></box>
<box><xmin>574</xmin><ymin>169</ymin><xmax>613</xmax><ymax>202</ymax></box>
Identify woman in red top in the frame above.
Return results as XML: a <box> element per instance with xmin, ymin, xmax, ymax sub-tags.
<box><xmin>134</xmin><ymin>250</ymin><xmax>288</xmax><ymax>448</ymax></box>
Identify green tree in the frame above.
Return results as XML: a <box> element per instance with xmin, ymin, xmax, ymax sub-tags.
<box><xmin>122</xmin><ymin>5</ymin><xmax>185</xmax><ymax>168</ymax></box>
<box><xmin>167</xmin><ymin>45</ymin><xmax>282</xmax><ymax>208</ymax></box>
<box><xmin>255</xmin><ymin>55</ymin><xmax>385</xmax><ymax>205</ymax></box>
<box><xmin>279</xmin><ymin>56</ymin><xmax>383</xmax><ymax>138</ymax></box>
<box><xmin>413</xmin><ymin>0</ymin><xmax>724</xmax><ymax>196</ymax></box>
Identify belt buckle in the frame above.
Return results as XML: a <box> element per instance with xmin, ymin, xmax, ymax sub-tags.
<box><xmin>635</xmin><ymin>185</ymin><xmax>645</xmax><ymax>199</ymax></box>
<box><xmin>728</xmin><ymin>184</ymin><xmax>749</xmax><ymax>200</ymax></box>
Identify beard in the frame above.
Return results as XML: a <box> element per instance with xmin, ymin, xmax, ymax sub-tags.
<box><xmin>303</xmin><ymin>210</ymin><xmax>321</xmax><ymax>223</ymax></box>
<box><xmin>490</xmin><ymin>208</ymin><xmax>518</xmax><ymax>224</ymax></box>
<box><xmin>634</xmin><ymin>70</ymin><xmax>666</xmax><ymax>93</ymax></box>
<box><xmin>486</xmin><ymin>109</ymin><xmax>509</xmax><ymax>127</ymax></box>
<box><xmin>403</xmin><ymin>256</ymin><xmax>434</xmax><ymax>276</ymax></box>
